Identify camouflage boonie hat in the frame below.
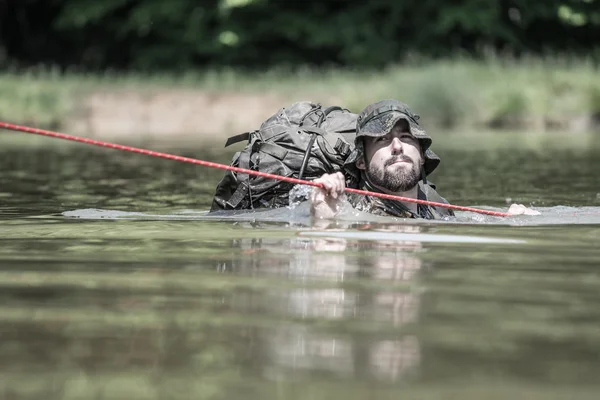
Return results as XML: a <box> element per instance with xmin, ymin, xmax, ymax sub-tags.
<box><xmin>345</xmin><ymin>99</ymin><xmax>440</xmax><ymax>177</ymax></box>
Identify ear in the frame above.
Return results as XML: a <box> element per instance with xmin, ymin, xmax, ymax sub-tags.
<box><xmin>356</xmin><ymin>157</ymin><xmax>366</xmax><ymax>170</ymax></box>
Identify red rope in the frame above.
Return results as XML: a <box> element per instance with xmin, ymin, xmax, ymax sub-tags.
<box><xmin>0</xmin><ymin>121</ymin><xmax>511</xmax><ymax>217</ymax></box>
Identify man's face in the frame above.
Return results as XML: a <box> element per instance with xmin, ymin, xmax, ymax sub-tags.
<box><xmin>358</xmin><ymin>119</ymin><xmax>423</xmax><ymax>193</ymax></box>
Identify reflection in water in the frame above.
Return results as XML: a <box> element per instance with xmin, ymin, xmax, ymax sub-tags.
<box><xmin>224</xmin><ymin>224</ymin><xmax>428</xmax><ymax>383</ymax></box>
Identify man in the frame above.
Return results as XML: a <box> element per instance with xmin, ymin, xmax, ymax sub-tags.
<box><xmin>310</xmin><ymin>99</ymin><xmax>538</xmax><ymax>220</ymax></box>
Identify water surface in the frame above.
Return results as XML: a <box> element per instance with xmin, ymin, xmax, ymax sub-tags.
<box><xmin>1</xmin><ymin>132</ymin><xmax>600</xmax><ymax>399</ymax></box>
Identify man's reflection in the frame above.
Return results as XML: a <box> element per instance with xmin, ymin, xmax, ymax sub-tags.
<box><xmin>224</xmin><ymin>223</ymin><xmax>429</xmax><ymax>383</ymax></box>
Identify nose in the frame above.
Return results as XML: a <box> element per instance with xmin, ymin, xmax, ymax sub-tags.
<box><xmin>390</xmin><ymin>137</ymin><xmax>403</xmax><ymax>154</ymax></box>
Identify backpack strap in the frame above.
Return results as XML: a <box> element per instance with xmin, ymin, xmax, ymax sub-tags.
<box><xmin>299</xmin><ymin>106</ymin><xmax>323</xmax><ymax>127</ymax></box>
<box><xmin>298</xmin><ymin>133</ymin><xmax>319</xmax><ymax>180</ymax></box>
<box><xmin>225</xmin><ymin>131</ymin><xmax>252</xmax><ymax>147</ymax></box>
<box><xmin>297</xmin><ymin>106</ymin><xmax>347</xmax><ymax>179</ymax></box>
<box><xmin>259</xmin><ymin>142</ymin><xmax>288</xmax><ymax>160</ymax></box>
<box><xmin>322</xmin><ymin>106</ymin><xmax>344</xmax><ymax>119</ymax></box>
<box><xmin>225</xmin><ymin>135</ymin><xmax>261</xmax><ymax>209</ymax></box>
<box><xmin>226</xmin><ymin>180</ymin><xmax>250</xmax><ymax>209</ymax></box>
<box><xmin>297</xmin><ymin>126</ymin><xmax>328</xmax><ymax>180</ymax></box>
<box><xmin>225</xmin><ymin>152</ymin><xmax>251</xmax><ymax>209</ymax></box>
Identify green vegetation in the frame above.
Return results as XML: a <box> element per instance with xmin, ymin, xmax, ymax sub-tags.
<box><xmin>3</xmin><ymin>1</ymin><xmax>599</xmax><ymax>71</ymax></box>
<box><xmin>1</xmin><ymin>58</ymin><xmax>599</xmax><ymax>135</ymax></box>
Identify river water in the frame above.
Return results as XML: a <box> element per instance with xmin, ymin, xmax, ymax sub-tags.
<box><xmin>1</xmin><ymin>131</ymin><xmax>600</xmax><ymax>399</ymax></box>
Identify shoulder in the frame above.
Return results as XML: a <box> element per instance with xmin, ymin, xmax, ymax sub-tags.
<box><xmin>419</xmin><ymin>181</ymin><xmax>455</xmax><ymax>217</ymax></box>
<box><xmin>419</xmin><ymin>181</ymin><xmax>446</xmax><ymax>202</ymax></box>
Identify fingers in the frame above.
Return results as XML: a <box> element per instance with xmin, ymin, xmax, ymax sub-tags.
<box><xmin>327</xmin><ymin>172</ymin><xmax>346</xmax><ymax>198</ymax></box>
<box><xmin>333</xmin><ymin>171</ymin><xmax>345</xmax><ymax>196</ymax></box>
<box><xmin>318</xmin><ymin>176</ymin><xmax>336</xmax><ymax>198</ymax></box>
<box><xmin>507</xmin><ymin>204</ymin><xmax>524</xmax><ymax>215</ymax></box>
<box><xmin>507</xmin><ymin>203</ymin><xmax>541</xmax><ymax>216</ymax></box>
<box><xmin>310</xmin><ymin>172</ymin><xmax>346</xmax><ymax>220</ymax></box>
<box><xmin>313</xmin><ymin>172</ymin><xmax>345</xmax><ymax>199</ymax></box>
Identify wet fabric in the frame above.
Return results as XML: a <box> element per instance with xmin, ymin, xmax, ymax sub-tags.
<box><xmin>347</xmin><ymin>181</ymin><xmax>455</xmax><ymax>220</ymax></box>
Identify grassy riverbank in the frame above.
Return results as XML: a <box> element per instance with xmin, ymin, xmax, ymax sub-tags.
<box><xmin>1</xmin><ymin>57</ymin><xmax>599</xmax><ymax>138</ymax></box>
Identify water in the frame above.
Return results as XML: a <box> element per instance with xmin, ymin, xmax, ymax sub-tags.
<box><xmin>1</xmin><ymin>132</ymin><xmax>600</xmax><ymax>399</ymax></box>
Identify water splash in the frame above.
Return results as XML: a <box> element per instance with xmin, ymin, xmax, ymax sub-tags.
<box><xmin>61</xmin><ymin>206</ymin><xmax>600</xmax><ymax>226</ymax></box>
<box><xmin>287</xmin><ymin>184</ymin><xmax>313</xmax><ymax>210</ymax></box>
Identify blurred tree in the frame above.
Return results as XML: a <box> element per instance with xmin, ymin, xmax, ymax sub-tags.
<box><xmin>53</xmin><ymin>0</ymin><xmax>222</xmax><ymax>70</ymax></box>
<box><xmin>0</xmin><ymin>0</ymin><xmax>598</xmax><ymax>71</ymax></box>
<box><xmin>0</xmin><ymin>0</ymin><xmax>66</xmax><ymax>67</ymax></box>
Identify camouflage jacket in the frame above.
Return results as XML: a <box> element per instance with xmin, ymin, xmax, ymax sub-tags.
<box><xmin>347</xmin><ymin>181</ymin><xmax>454</xmax><ymax>220</ymax></box>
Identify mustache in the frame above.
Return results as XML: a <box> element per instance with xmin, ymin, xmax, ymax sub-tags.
<box><xmin>385</xmin><ymin>156</ymin><xmax>413</xmax><ymax>167</ymax></box>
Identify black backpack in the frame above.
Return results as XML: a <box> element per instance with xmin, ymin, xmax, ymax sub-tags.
<box><xmin>210</xmin><ymin>101</ymin><xmax>358</xmax><ymax>211</ymax></box>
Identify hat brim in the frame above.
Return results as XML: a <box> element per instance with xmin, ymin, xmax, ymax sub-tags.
<box><xmin>358</xmin><ymin>112</ymin><xmax>432</xmax><ymax>150</ymax></box>
<box><xmin>423</xmin><ymin>148</ymin><xmax>440</xmax><ymax>176</ymax></box>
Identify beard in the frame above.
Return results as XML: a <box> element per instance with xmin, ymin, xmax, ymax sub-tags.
<box><xmin>365</xmin><ymin>155</ymin><xmax>421</xmax><ymax>193</ymax></box>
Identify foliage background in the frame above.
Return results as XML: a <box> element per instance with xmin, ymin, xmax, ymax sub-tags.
<box><xmin>1</xmin><ymin>0</ymin><xmax>599</xmax><ymax>72</ymax></box>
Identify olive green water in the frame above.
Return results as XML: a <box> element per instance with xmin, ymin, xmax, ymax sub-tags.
<box><xmin>1</xmin><ymin>132</ymin><xmax>600</xmax><ymax>400</ymax></box>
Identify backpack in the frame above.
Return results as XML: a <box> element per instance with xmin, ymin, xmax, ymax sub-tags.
<box><xmin>210</xmin><ymin>101</ymin><xmax>358</xmax><ymax>211</ymax></box>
